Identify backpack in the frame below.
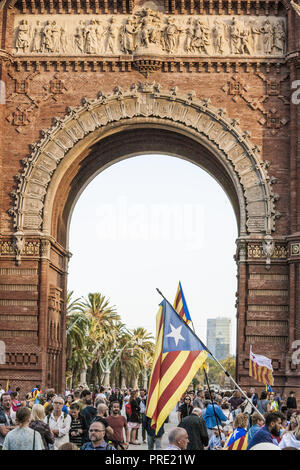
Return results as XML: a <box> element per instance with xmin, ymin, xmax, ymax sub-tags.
<box><xmin>47</xmin><ymin>411</ymin><xmax>68</xmax><ymax>424</ymax></box>
<box><xmin>81</xmin><ymin>442</ymin><xmax>114</xmax><ymax>450</ymax></box>
<box><xmin>125</xmin><ymin>403</ymin><xmax>132</xmax><ymax>417</ymax></box>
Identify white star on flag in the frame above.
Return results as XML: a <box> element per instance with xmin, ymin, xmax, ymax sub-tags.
<box><xmin>166</xmin><ymin>323</ymin><xmax>185</xmax><ymax>346</ymax></box>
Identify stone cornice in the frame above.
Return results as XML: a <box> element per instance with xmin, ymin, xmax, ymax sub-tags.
<box><xmin>5</xmin><ymin>56</ymin><xmax>287</xmax><ymax>75</ymax></box>
<box><xmin>7</xmin><ymin>0</ymin><xmax>290</xmax><ymax>15</ymax></box>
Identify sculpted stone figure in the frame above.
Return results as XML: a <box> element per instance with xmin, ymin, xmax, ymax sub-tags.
<box><xmin>121</xmin><ymin>18</ymin><xmax>137</xmax><ymax>54</ymax></box>
<box><xmin>213</xmin><ymin>19</ymin><xmax>226</xmax><ymax>54</ymax></box>
<box><xmin>190</xmin><ymin>20</ymin><xmax>210</xmax><ymax>54</ymax></box>
<box><xmin>51</xmin><ymin>21</ymin><xmax>61</xmax><ymax>53</ymax></box>
<box><xmin>12</xmin><ymin>231</ymin><xmax>25</xmax><ymax>265</ymax></box>
<box><xmin>240</xmin><ymin>23</ymin><xmax>251</xmax><ymax>54</ymax></box>
<box><xmin>106</xmin><ymin>17</ymin><xmax>117</xmax><ymax>54</ymax></box>
<box><xmin>84</xmin><ymin>19</ymin><xmax>98</xmax><ymax>54</ymax></box>
<box><xmin>249</xmin><ymin>19</ymin><xmax>261</xmax><ymax>53</ymax></box>
<box><xmin>75</xmin><ymin>21</ymin><xmax>85</xmax><ymax>53</ymax></box>
<box><xmin>137</xmin><ymin>8</ymin><xmax>162</xmax><ymax>49</ymax></box>
<box><xmin>163</xmin><ymin>17</ymin><xmax>180</xmax><ymax>54</ymax></box>
<box><xmin>261</xmin><ymin>19</ymin><xmax>273</xmax><ymax>54</ymax></box>
<box><xmin>32</xmin><ymin>21</ymin><xmax>42</xmax><ymax>53</ymax></box>
<box><xmin>273</xmin><ymin>21</ymin><xmax>285</xmax><ymax>54</ymax></box>
<box><xmin>184</xmin><ymin>18</ymin><xmax>194</xmax><ymax>53</ymax></box>
<box><xmin>60</xmin><ymin>26</ymin><xmax>67</xmax><ymax>53</ymax></box>
<box><xmin>41</xmin><ymin>20</ymin><xmax>54</xmax><ymax>53</ymax></box>
<box><xmin>230</xmin><ymin>17</ymin><xmax>241</xmax><ymax>54</ymax></box>
<box><xmin>15</xmin><ymin>19</ymin><xmax>30</xmax><ymax>53</ymax></box>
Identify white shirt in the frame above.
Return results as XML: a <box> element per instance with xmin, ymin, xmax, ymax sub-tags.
<box><xmin>279</xmin><ymin>433</ymin><xmax>300</xmax><ymax>450</ymax></box>
<box><xmin>0</xmin><ymin>389</ymin><xmax>5</xmax><ymax>398</ymax></box>
<box><xmin>96</xmin><ymin>393</ymin><xmax>107</xmax><ymax>401</ymax></box>
<box><xmin>44</xmin><ymin>412</ymin><xmax>71</xmax><ymax>449</ymax></box>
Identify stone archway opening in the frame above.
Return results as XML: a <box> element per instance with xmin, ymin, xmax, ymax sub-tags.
<box><xmin>67</xmin><ymin>152</ymin><xmax>238</xmax><ymax>388</ymax></box>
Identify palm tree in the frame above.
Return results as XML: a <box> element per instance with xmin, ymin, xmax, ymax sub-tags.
<box><xmin>82</xmin><ymin>292</ymin><xmax>120</xmax><ymax>323</ymax></box>
<box><xmin>66</xmin><ymin>291</ymin><xmax>91</xmax><ymax>387</ymax></box>
<box><xmin>111</xmin><ymin>327</ymin><xmax>155</xmax><ymax>388</ymax></box>
<box><xmin>131</xmin><ymin>328</ymin><xmax>155</xmax><ymax>388</ymax></box>
<box><xmin>66</xmin><ymin>290</ymin><xmax>85</xmax><ymax>315</ymax></box>
<box><xmin>81</xmin><ymin>292</ymin><xmax>121</xmax><ymax>384</ymax></box>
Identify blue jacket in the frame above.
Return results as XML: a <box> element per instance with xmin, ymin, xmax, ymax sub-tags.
<box><xmin>203</xmin><ymin>404</ymin><xmax>227</xmax><ymax>429</ymax></box>
<box><xmin>248</xmin><ymin>424</ymin><xmax>261</xmax><ymax>443</ymax></box>
<box><xmin>247</xmin><ymin>425</ymin><xmax>278</xmax><ymax>449</ymax></box>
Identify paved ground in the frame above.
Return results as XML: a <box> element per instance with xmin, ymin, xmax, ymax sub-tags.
<box><xmin>127</xmin><ymin>408</ymin><xmax>178</xmax><ymax>451</ymax></box>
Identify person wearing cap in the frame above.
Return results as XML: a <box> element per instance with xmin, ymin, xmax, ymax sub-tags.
<box><xmin>207</xmin><ymin>425</ymin><xmax>225</xmax><ymax>450</ymax></box>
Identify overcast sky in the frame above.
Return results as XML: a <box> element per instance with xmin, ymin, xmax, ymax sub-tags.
<box><xmin>68</xmin><ymin>154</ymin><xmax>238</xmax><ymax>354</ymax></box>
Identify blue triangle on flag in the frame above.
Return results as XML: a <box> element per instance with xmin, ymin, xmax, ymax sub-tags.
<box><xmin>161</xmin><ymin>300</ymin><xmax>207</xmax><ymax>353</ymax></box>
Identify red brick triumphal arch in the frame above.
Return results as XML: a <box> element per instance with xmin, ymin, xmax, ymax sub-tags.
<box><xmin>0</xmin><ymin>0</ymin><xmax>300</xmax><ymax>395</ymax></box>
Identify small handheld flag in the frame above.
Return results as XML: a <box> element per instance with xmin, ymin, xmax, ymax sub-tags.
<box><xmin>30</xmin><ymin>388</ymin><xmax>40</xmax><ymax>404</ymax></box>
<box><xmin>146</xmin><ymin>299</ymin><xmax>208</xmax><ymax>433</ymax></box>
<box><xmin>173</xmin><ymin>281</ymin><xmax>192</xmax><ymax>325</ymax></box>
<box><xmin>224</xmin><ymin>428</ymin><xmax>248</xmax><ymax>450</ymax></box>
<box><xmin>6</xmin><ymin>379</ymin><xmax>9</xmax><ymax>393</ymax></box>
<box><xmin>249</xmin><ymin>346</ymin><xmax>274</xmax><ymax>386</ymax></box>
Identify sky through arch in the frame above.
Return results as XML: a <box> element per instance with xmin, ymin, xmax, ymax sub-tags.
<box><xmin>68</xmin><ymin>154</ymin><xmax>238</xmax><ymax>354</ymax></box>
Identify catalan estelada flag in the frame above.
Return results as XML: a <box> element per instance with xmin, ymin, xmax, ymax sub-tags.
<box><xmin>145</xmin><ymin>299</ymin><xmax>208</xmax><ymax>433</ymax></box>
<box><xmin>173</xmin><ymin>281</ymin><xmax>192</xmax><ymax>325</ymax></box>
<box><xmin>249</xmin><ymin>346</ymin><xmax>274</xmax><ymax>386</ymax></box>
<box><xmin>224</xmin><ymin>428</ymin><xmax>248</xmax><ymax>450</ymax></box>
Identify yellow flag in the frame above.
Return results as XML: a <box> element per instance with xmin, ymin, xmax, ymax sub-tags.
<box><xmin>6</xmin><ymin>379</ymin><xmax>10</xmax><ymax>392</ymax></box>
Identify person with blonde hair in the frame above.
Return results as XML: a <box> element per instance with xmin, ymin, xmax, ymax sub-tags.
<box><xmin>30</xmin><ymin>403</ymin><xmax>55</xmax><ymax>450</ymax></box>
<box><xmin>2</xmin><ymin>407</ymin><xmax>44</xmax><ymax>450</ymax></box>
<box><xmin>279</xmin><ymin>414</ymin><xmax>300</xmax><ymax>449</ymax></box>
<box><xmin>59</xmin><ymin>442</ymin><xmax>79</xmax><ymax>450</ymax></box>
<box><xmin>223</xmin><ymin>413</ymin><xmax>249</xmax><ymax>450</ymax></box>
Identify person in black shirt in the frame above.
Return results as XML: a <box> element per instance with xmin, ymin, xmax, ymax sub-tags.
<box><xmin>92</xmin><ymin>403</ymin><xmax>114</xmax><ymax>441</ymax></box>
<box><xmin>178</xmin><ymin>408</ymin><xmax>209</xmax><ymax>450</ymax></box>
<box><xmin>69</xmin><ymin>402</ymin><xmax>88</xmax><ymax>448</ymax></box>
<box><xmin>80</xmin><ymin>390</ymin><xmax>97</xmax><ymax>427</ymax></box>
<box><xmin>178</xmin><ymin>396</ymin><xmax>194</xmax><ymax>423</ymax></box>
<box><xmin>128</xmin><ymin>391</ymin><xmax>141</xmax><ymax>445</ymax></box>
<box><xmin>286</xmin><ymin>391</ymin><xmax>297</xmax><ymax>410</ymax></box>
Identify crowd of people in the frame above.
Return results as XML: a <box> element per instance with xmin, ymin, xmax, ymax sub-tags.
<box><xmin>0</xmin><ymin>382</ymin><xmax>299</xmax><ymax>451</ymax></box>
<box><xmin>172</xmin><ymin>387</ymin><xmax>299</xmax><ymax>450</ymax></box>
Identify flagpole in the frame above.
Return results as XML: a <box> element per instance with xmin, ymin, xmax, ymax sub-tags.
<box><xmin>156</xmin><ymin>288</ymin><xmax>264</xmax><ymax>420</ymax></box>
<box><xmin>202</xmin><ymin>367</ymin><xmax>223</xmax><ymax>439</ymax></box>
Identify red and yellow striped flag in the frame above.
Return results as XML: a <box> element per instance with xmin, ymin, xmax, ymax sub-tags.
<box><xmin>146</xmin><ymin>299</ymin><xmax>208</xmax><ymax>433</ymax></box>
<box><xmin>224</xmin><ymin>428</ymin><xmax>248</xmax><ymax>450</ymax></box>
<box><xmin>249</xmin><ymin>346</ymin><xmax>274</xmax><ymax>386</ymax></box>
<box><xmin>173</xmin><ymin>282</ymin><xmax>192</xmax><ymax>325</ymax></box>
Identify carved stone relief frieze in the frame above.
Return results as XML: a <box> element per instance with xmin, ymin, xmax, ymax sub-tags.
<box><xmin>12</xmin><ymin>11</ymin><xmax>286</xmax><ymax>58</ymax></box>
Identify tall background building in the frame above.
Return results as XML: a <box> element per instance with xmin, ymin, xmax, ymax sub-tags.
<box><xmin>207</xmin><ymin>318</ymin><xmax>231</xmax><ymax>361</ymax></box>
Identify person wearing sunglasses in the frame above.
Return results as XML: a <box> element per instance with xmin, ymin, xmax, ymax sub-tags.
<box><xmin>44</xmin><ymin>395</ymin><xmax>71</xmax><ymax>449</ymax></box>
<box><xmin>178</xmin><ymin>395</ymin><xmax>194</xmax><ymax>423</ymax></box>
